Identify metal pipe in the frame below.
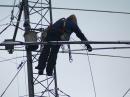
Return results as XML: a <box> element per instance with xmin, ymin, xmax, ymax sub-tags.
<box><xmin>1</xmin><ymin>41</ymin><xmax>130</xmax><ymax>46</ymax></box>
<box><xmin>23</xmin><ymin>0</ymin><xmax>34</xmax><ymax>96</ymax></box>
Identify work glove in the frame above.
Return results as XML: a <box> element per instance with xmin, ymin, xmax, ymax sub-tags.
<box><xmin>85</xmin><ymin>44</ymin><xmax>92</xmax><ymax>52</ymax></box>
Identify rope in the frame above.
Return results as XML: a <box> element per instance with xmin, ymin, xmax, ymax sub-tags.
<box><xmin>0</xmin><ymin>61</ymin><xmax>26</xmax><ymax>97</ymax></box>
<box><xmin>71</xmin><ymin>35</ymin><xmax>97</xmax><ymax>97</ymax></box>
<box><xmin>86</xmin><ymin>51</ymin><xmax>97</xmax><ymax>97</ymax></box>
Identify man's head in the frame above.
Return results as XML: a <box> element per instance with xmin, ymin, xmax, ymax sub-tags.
<box><xmin>67</xmin><ymin>14</ymin><xmax>77</xmax><ymax>25</ymax></box>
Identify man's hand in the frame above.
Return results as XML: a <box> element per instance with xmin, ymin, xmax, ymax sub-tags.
<box><xmin>85</xmin><ymin>44</ymin><xmax>92</xmax><ymax>52</ymax></box>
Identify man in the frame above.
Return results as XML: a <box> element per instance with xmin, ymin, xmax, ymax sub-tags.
<box><xmin>35</xmin><ymin>14</ymin><xmax>92</xmax><ymax>76</ymax></box>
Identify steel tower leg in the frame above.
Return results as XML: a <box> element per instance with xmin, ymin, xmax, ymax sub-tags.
<box><xmin>23</xmin><ymin>0</ymin><xmax>34</xmax><ymax>96</ymax></box>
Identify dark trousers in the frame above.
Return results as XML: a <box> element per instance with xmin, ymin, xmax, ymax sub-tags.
<box><xmin>38</xmin><ymin>44</ymin><xmax>61</xmax><ymax>74</ymax></box>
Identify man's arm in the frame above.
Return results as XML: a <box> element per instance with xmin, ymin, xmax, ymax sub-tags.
<box><xmin>71</xmin><ymin>22</ymin><xmax>92</xmax><ymax>52</ymax></box>
<box><xmin>71</xmin><ymin>22</ymin><xmax>87</xmax><ymax>41</ymax></box>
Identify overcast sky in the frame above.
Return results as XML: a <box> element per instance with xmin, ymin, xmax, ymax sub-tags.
<box><xmin>0</xmin><ymin>0</ymin><xmax>130</xmax><ymax>97</ymax></box>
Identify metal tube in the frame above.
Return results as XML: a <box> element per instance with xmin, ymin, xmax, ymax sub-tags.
<box><xmin>23</xmin><ymin>0</ymin><xmax>34</xmax><ymax>96</ymax></box>
<box><xmin>13</xmin><ymin>2</ymin><xmax>24</xmax><ymax>41</ymax></box>
<box><xmin>1</xmin><ymin>41</ymin><xmax>130</xmax><ymax>46</ymax></box>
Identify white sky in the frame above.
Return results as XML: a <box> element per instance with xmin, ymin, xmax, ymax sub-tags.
<box><xmin>0</xmin><ymin>0</ymin><xmax>130</xmax><ymax>97</ymax></box>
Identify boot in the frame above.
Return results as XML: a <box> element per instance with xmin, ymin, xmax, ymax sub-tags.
<box><xmin>38</xmin><ymin>69</ymin><xmax>43</xmax><ymax>75</ymax></box>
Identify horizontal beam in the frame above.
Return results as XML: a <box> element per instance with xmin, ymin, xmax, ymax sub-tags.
<box><xmin>0</xmin><ymin>46</ymin><xmax>130</xmax><ymax>52</ymax></box>
<box><xmin>0</xmin><ymin>41</ymin><xmax>130</xmax><ymax>46</ymax></box>
<box><xmin>0</xmin><ymin>4</ymin><xmax>17</xmax><ymax>7</ymax></box>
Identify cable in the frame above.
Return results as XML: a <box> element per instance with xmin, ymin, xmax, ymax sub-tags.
<box><xmin>93</xmin><ymin>47</ymin><xmax>130</xmax><ymax>50</ymax></box>
<box><xmin>0</xmin><ymin>14</ymin><xmax>11</xmax><ymax>23</ymax></box>
<box><xmin>0</xmin><ymin>48</ymin><xmax>130</xmax><ymax>65</ymax></box>
<box><xmin>0</xmin><ymin>23</ymin><xmax>10</xmax><ymax>27</ymax></box>
<box><xmin>71</xmin><ymin>36</ymin><xmax>97</xmax><ymax>97</ymax></box>
<box><xmin>0</xmin><ymin>61</ymin><xmax>26</xmax><ymax>97</ymax></box>
<box><xmin>71</xmin><ymin>35</ymin><xmax>96</xmax><ymax>97</ymax></box>
<box><xmin>0</xmin><ymin>55</ymin><xmax>26</xmax><ymax>63</ymax></box>
<box><xmin>16</xmin><ymin>73</ymin><xmax>20</xmax><ymax>97</ymax></box>
<box><xmin>10</xmin><ymin>0</ymin><xmax>17</xmax><ymax>21</ymax></box>
<box><xmin>63</xmin><ymin>46</ymin><xmax>130</xmax><ymax>52</ymax></box>
<box><xmin>0</xmin><ymin>4</ymin><xmax>130</xmax><ymax>15</ymax></box>
<box><xmin>0</xmin><ymin>0</ymin><xmax>21</xmax><ymax>35</ymax></box>
<box><xmin>86</xmin><ymin>51</ymin><xmax>97</xmax><ymax>97</ymax></box>
<box><xmin>0</xmin><ymin>46</ymin><xmax>130</xmax><ymax>52</ymax></box>
<box><xmin>0</xmin><ymin>52</ymin><xmax>129</xmax><ymax>66</ymax></box>
<box><xmin>60</xmin><ymin>51</ymin><xmax>130</xmax><ymax>59</ymax></box>
<box><xmin>0</xmin><ymin>23</ymin><xmax>11</xmax><ymax>35</ymax></box>
<box><xmin>52</xmin><ymin>7</ymin><xmax>130</xmax><ymax>15</ymax></box>
<box><xmin>0</xmin><ymin>56</ymin><xmax>18</xmax><ymax>64</ymax></box>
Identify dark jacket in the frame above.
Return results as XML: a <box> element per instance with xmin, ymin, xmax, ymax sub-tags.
<box><xmin>46</xmin><ymin>18</ymin><xmax>88</xmax><ymax>41</ymax></box>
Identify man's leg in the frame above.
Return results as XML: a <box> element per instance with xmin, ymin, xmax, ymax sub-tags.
<box><xmin>36</xmin><ymin>45</ymin><xmax>50</xmax><ymax>75</ymax></box>
<box><xmin>46</xmin><ymin>45</ymin><xmax>60</xmax><ymax>76</ymax></box>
